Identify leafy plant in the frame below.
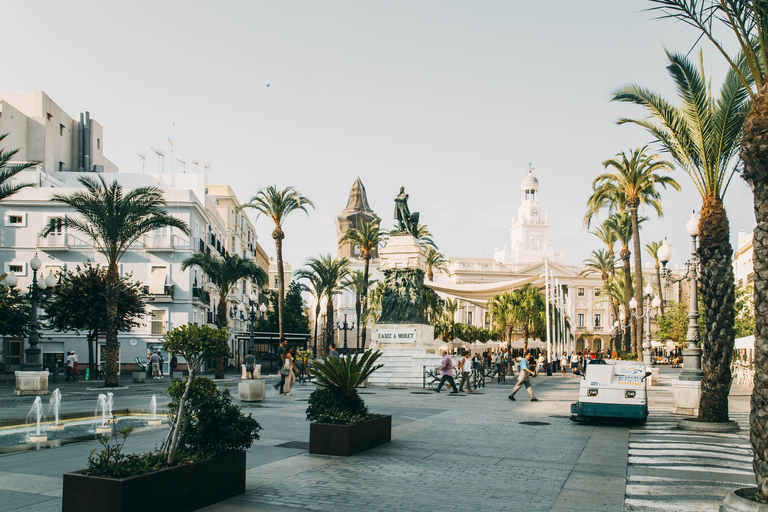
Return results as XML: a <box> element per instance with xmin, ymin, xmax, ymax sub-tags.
<box><xmin>87</xmin><ymin>425</ymin><xmax>165</xmax><ymax>478</ymax></box>
<box><xmin>306</xmin><ymin>350</ymin><xmax>383</xmax><ymax>424</ymax></box>
<box><xmin>167</xmin><ymin>378</ymin><xmax>261</xmax><ymax>459</ymax></box>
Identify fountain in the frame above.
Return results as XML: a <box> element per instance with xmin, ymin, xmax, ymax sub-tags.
<box><xmin>147</xmin><ymin>395</ymin><xmax>162</xmax><ymax>426</ymax></box>
<box><xmin>48</xmin><ymin>389</ymin><xmax>64</xmax><ymax>431</ymax></box>
<box><xmin>94</xmin><ymin>392</ymin><xmax>114</xmax><ymax>434</ymax></box>
<box><xmin>27</xmin><ymin>397</ymin><xmax>47</xmax><ymax>443</ymax></box>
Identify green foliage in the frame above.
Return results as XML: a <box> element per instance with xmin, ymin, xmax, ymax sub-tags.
<box><xmin>735</xmin><ymin>285</ymin><xmax>755</xmax><ymax>338</ymax></box>
<box><xmin>0</xmin><ymin>132</ymin><xmax>37</xmax><ymax>201</ymax></box>
<box><xmin>0</xmin><ymin>283</ymin><xmax>29</xmax><ymax>337</ymax></box>
<box><xmin>616</xmin><ymin>351</ymin><xmax>638</xmax><ymax>361</ymax></box>
<box><xmin>87</xmin><ymin>426</ymin><xmax>166</xmax><ymax>478</ymax></box>
<box><xmin>260</xmin><ymin>281</ymin><xmax>310</xmax><ymax>334</ymax></box>
<box><xmin>656</xmin><ymin>301</ymin><xmax>689</xmax><ymax>344</ymax></box>
<box><xmin>162</xmin><ymin>324</ymin><xmax>229</xmax><ymax>375</ymax></box>
<box><xmin>306</xmin><ymin>350</ymin><xmax>383</xmax><ymax>424</ymax></box>
<box><xmin>168</xmin><ymin>378</ymin><xmax>261</xmax><ymax>458</ymax></box>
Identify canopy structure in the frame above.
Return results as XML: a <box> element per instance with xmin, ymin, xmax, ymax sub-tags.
<box><xmin>424</xmin><ymin>275</ymin><xmax>545</xmax><ymax>307</ymax></box>
<box><xmin>735</xmin><ymin>335</ymin><xmax>754</xmax><ymax>350</ymax></box>
<box><xmin>511</xmin><ymin>338</ymin><xmax>545</xmax><ymax>349</ymax></box>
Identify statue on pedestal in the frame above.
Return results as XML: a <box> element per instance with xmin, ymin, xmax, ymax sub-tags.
<box><xmin>393</xmin><ymin>187</ymin><xmax>419</xmax><ymax>236</ymax></box>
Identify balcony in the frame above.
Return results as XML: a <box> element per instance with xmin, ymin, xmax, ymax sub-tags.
<box><xmin>206</xmin><ymin>311</ymin><xmax>219</xmax><ymax>325</ymax></box>
<box><xmin>143</xmin><ymin>284</ymin><xmax>175</xmax><ymax>302</ymax></box>
<box><xmin>143</xmin><ymin>234</ymin><xmax>175</xmax><ymax>251</ymax></box>
<box><xmin>37</xmin><ymin>233</ymin><xmax>92</xmax><ymax>251</ymax></box>
<box><xmin>192</xmin><ymin>287</ymin><xmax>211</xmax><ymax>304</ymax></box>
<box><xmin>197</xmin><ymin>238</ymin><xmax>205</xmax><ymax>253</ymax></box>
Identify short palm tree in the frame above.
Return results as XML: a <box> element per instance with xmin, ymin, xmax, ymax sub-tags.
<box><xmin>338</xmin><ymin>219</ymin><xmax>385</xmax><ymax>349</ymax></box>
<box><xmin>613</xmin><ymin>49</ymin><xmax>748</xmax><ymax>423</ymax></box>
<box><xmin>581</xmin><ymin>249</ymin><xmax>619</xmax><ymax>349</ymax></box>
<box><xmin>47</xmin><ymin>175</ymin><xmax>189</xmax><ymax>387</ymax></box>
<box><xmin>182</xmin><ymin>252</ymin><xmax>267</xmax><ymax>378</ymax></box>
<box><xmin>0</xmin><ymin>133</ymin><xmax>36</xmax><ymax>201</ymax></box>
<box><xmin>300</xmin><ymin>273</ymin><xmax>324</xmax><ymax>356</ymax></box>
<box><xmin>425</xmin><ymin>247</ymin><xmax>448</xmax><ymax>282</ymax></box>
<box><xmin>413</xmin><ymin>224</ymin><xmax>438</xmax><ymax>251</ymax></box>
<box><xmin>645</xmin><ymin>240</ymin><xmax>665</xmax><ymax>316</ymax></box>
<box><xmin>241</xmin><ymin>186</ymin><xmax>314</xmax><ymax>345</ymax></box>
<box><xmin>604</xmin><ymin>212</ymin><xmax>637</xmax><ymax>353</ymax></box>
<box><xmin>296</xmin><ymin>255</ymin><xmax>350</xmax><ymax>353</ymax></box>
<box><xmin>488</xmin><ymin>292</ymin><xmax>515</xmax><ymax>349</ymax></box>
<box><xmin>591</xmin><ymin>146</ymin><xmax>680</xmax><ymax>347</ymax></box>
<box><xmin>342</xmin><ymin>270</ymin><xmax>378</xmax><ymax>351</ymax></box>
<box><xmin>510</xmin><ymin>285</ymin><xmax>546</xmax><ymax>351</ymax></box>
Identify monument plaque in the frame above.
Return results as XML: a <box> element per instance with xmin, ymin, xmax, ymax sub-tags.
<box><xmin>375</xmin><ymin>329</ymin><xmax>417</xmax><ymax>343</ymax></box>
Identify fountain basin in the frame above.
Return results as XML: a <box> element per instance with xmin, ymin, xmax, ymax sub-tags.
<box><xmin>147</xmin><ymin>419</ymin><xmax>162</xmax><ymax>427</ymax></box>
<box><xmin>29</xmin><ymin>434</ymin><xmax>47</xmax><ymax>443</ymax></box>
<box><xmin>49</xmin><ymin>425</ymin><xmax>66</xmax><ymax>431</ymax></box>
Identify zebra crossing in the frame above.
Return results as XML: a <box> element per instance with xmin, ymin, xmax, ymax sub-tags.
<box><xmin>624</xmin><ymin>411</ymin><xmax>754</xmax><ymax>511</ymax></box>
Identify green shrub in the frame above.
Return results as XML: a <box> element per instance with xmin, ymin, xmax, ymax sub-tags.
<box><xmin>616</xmin><ymin>351</ymin><xmax>638</xmax><ymax>361</ymax></box>
<box><xmin>87</xmin><ymin>426</ymin><xmax>166</xmax><ymax>478</ymax></box>
<box><xmin>168</xmin><ymin>377</ymin><xmax>261</xmax><ymax>459</ymax></box>
<box><xmin>306</xmin><ymin>387</ymin><xmax>372</xmax><ymax>424</ymax></box>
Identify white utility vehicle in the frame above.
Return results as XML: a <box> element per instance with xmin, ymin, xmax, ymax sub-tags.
<box><xmin>570</xmin><ymin>359</ymin><xmax>651</xmax><ymax>423</ymax></box>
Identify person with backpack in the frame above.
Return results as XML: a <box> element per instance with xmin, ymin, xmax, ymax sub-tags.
<box><xmin>458</xmin><ymin>351</ymin><xmax>474</xmax><ymax>393</ymax></box>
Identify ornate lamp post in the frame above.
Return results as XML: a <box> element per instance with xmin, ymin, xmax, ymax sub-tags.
<box><xmin>630</xmin><ymin>283</ymin><xmax>661</xmax><ymax>366</ymax></box>
<box><xmin>658</xmin><ymin>212</ymin><xmax>703</xmax><ymax>381</ymax></box>
<box><xmin>14</xmin><ymin>255</ymin><xmax>56</xmax><ymax>370</ymax></box>
<box><xmin>336</xmin><ymin>314</ymin><xmax>356</xmax><ymax>353</ymax></box>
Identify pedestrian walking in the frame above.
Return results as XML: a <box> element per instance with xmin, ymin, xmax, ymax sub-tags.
<box><xmin>434</xmin><ymin>350</ymin><xmax>459</xmax><ymax>394</ymax></box>
<box><xmin>561</xmin><ymin>352</ymin><xmax>568</xmax><ymax>377</ymax></box>
<box><xmin>244</xmin><ymin>350</ymin><xmax>256</xmax><ymax>379</ymax></box>
<box><xmin>282</xmin><ymin>347</ymin><xmax>298</xmax><ymax>396</ymax></box>
<box><xmin>158</xmin><ymin>351</ymin><xmax>165</xmax><ymax>377</ymax></box>
<box><xmin>65</xmin><ymin>351</ymin><xmax>74</xmax><ymax>381</ymax></box>
<box><xmin>328</xmin><ymin>342</ymin><xmax>340</xmax><ymax>360</ymax></box>
<box><xmin>170</xmin><ymin>353</ymin><xmax>178</xmax><ymax>379</ymax></box>
<box><xmin>273</xmin><ymin>340</ymin><xmax>288</xmax><ymax>392</ymax></box>
<box><xmin>508</xmin><ymin>353</ymin><xmax>538</xmax><ymax>401</ymax></box>
<box><xmin>571</xmin><ymin>351</ymin><xmax>580</xmax><ymax>377</ymax></box>
<box><xmin>458</xmin><ymin>351</ymin><xmax>473</xmax><ymax>393</ymax></box>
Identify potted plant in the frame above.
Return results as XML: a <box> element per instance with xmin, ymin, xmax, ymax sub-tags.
<box><xmin>62</xmin><ymin>324</ymin><xmax>261</xmax><ymax>512</ymax></box>
<box><xmin>306</xmin><ymin>350</ymin><xmax>389</xmax><ymax>456</ymax></box>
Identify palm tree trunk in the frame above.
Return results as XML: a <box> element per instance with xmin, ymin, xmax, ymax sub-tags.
<box><xmin>325</xmin><ymin>300</ymin><xmax>334</xmax><ymax>353</ymax></box>
<box><xmin>88</xmin><ymin>328</ymin><xmax>97</xmax><ymax>380</ymax></box>
<box><xmin>355</xmin><ymin>297</ymin><xmax>361</xmax><ymax>351</ymax></box>
<box><xmin>630</xmin><ymin>204</ymin><xmax>644</xmax><ymax>350</ymax></box>
<box><xmin>621</xmin><ymin>250</ymin><xmax>636</xmax><ymax>353</ymax></box>
<box><xmin>313</xmin><ymin>305</ymin><xmax>320</xmax><ymax>356</ymax></box>
<box><xmin>104</xmin><ymin>262</ymin><xmax>120</xmax><ymax>387</ymax></box>
<box><xmin>273</xmin><ymin>227</ymin><xmax>286</xmax><ymax>344</ymax></box>
<box><xmin>696</xmin><ymin>195</ymin><xmax>736</xmax><ymax>422</ymax></box>
<box><xmin>361</xmin><ymin>256</ymin><xmax>370</xmax><ymax>350</ymax></box>
<box><xmin>741</xmin><ymin>83</ymin><xmax>768</xmax><ymax>501</ymax></box>
<box><xmin>215</xmin><ymin>299</ymin><xmax>227</xmax><ymax>379</ymax></box>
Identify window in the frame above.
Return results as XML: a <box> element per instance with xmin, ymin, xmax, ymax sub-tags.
<box><xmin>577</xmin><ymin>314</ymin><xmax>584</xmax><ymax>327</ymax></box>
<box><xmin>9</xmin><ymin>215</ymin><xmax>23</xmax><ymax>225</ymax></box>
<box><xmin>59</xmin><ymin>161</ymin><xmax>64</xmax><ymax>172</ymax></box>
<box><xmin>5</xmin><ymin>211</ymin><xmax>26</xmax><ymax>226</ymax></box>
<box><xmin>594</xmin><ymin>314</ymin><xmax>602</xmax><ymax>329</ymax></box>
<box><xmin>59</xmin><ymin>124</ymin><xmax>65</xmax><ymax>136</ymax></box>
<box><xmin>594</xmin><ymin>288</ymin><xmax>601</xmax><ymax>296</ymax></box>
<box><xmin>274</xmin><ymin>276</ymin><xmax>279</xmax><ymax>288</ymax></box>
<box><xmin>577</xmin><ymin>288</ymin><xmax>585</xmax><ymax>297</ymax></box>
<box><xmin>150</xmin><ymin>310</ymin><xmax>167</xmax><ymax>335</ymax></box>
<box><xmin>47</xmin><ymin>113</ymin><xmax>53</xmax><ymax>121</ymax></box>
<box><xmin>149</xmin><ymin>266</ymin><xmax>168</xmax><ymax>294</ymax></box>
<box><xmin>8</xmin><ymin>264</ymin><xmax>23</xmax><ymax>273</ymax></box>
<box><xmin>467</xmin><ymin>311</ymin><xmax>473</xmax><ymax>324</ymax></box>
<box><xmin>97</xmin><ymin>138</ymin><xmax>101</xmax><ymax>149</ymax></box>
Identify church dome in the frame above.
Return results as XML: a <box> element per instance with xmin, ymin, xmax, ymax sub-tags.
<box><xmin>521</xmin><ymin>170</ymin><xmax>539</xmax><ymax>188</ymax></box>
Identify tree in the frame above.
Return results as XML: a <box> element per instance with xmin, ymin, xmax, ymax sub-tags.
<box><xmin>510</xmin><ymin>286</ymin><xmax>547</xmax><ymax>351</ymax></box>
<box><xmin>338</xmin><ymin>219</ymin><xmax>385</xmax><ymax>349</ymax></box>
<box><xmin>413</xmin><ymin>224</ymin><xmax>438</xmax><ymax>251</ymax></box>
<box><xmin>342</xmin><ymin>270</ymin><xmax>378</xmax><ymax>351</ymax></box>
<box><xmin>0</xmin><ymin>133</ymin><xmax>36</xmax><ymax>201</ymax></box>
<box><xmin>614</xmin><ymin>49</ymin><xmax>748</xmax><ymax>424</ymax></box>
<box><xmin>645</xmin><ymin>240</ymin><xmax>666</xmax><ymax>316</ymax></box>
<box><xmin>295</xmin><ymin>255</ymin><xmax>350</xmax><ymax>353</ymax></box>
<box><xmin>182</xmin><ymin>252</ymin><xmax>267</xmax><ymax>378</ymax></box>
<box><xmin>44</xmin><ymin>264</ymin><xmax>145</xmax><ymax>378</ymax></box>
<box><xmin>161</xmin><ymin>324</ymin><xmax>229</xmax><ymax>466</ymax></box>
<box><xmin>604</xmin><ymin>212</ymin><xmax>638</xmax><ymax>352</ymax></box>
<box><xmin>300</xmin><ymin>273</ymin><xmax>324</xmax><ymax>355</ymax></box>
<box><xmin>242</xmin><ymin>186</ymin><xmax>314</xmax><ymax>346</ymax></box>
<box><xmin>0</xmin><ymin>282</ymin><xmax>29</xmax><ymax>338</ymax></box>
<box><xmin>260</xmin><ymin>281</ymin><xmax>310</xmax><ymax>335</ymax></box>
<box><xmin>656</xmin><ymin>301</ymin><xmax>689</xmax><ymax>345</ymax></box>
<box><xmin>591</xmin><ymin>147</ymin><xmax>680</xmax><ymax>348</ymax></box>
<box><xmin>735</xmin><ymin>285</ymin><xmax>755</xmax><ymax>338</ymax></box>
<box><xmin>425</xmin><ymin>247</ymin><xmax>448</xmax><ymax>282</ymax></box>
<box><xmin>47</xmin><ymin>175</ymin><xmax>188</xmax><ymax>387</ymax></box>
<box><xmin>581</xmin><ymin>249</ymin><xmax>620</xmax><ymax>351</ymax></box>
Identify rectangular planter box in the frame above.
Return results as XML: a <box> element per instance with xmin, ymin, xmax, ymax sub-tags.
<box><xmin>309</xmin><ymin>414</ymin><xmax>391</xmax><ymax>456</ymax></box>
<box><xmin>62</xmin><ymin>450</ymin><xmax>245</xmax><ymax>512</ymax></box>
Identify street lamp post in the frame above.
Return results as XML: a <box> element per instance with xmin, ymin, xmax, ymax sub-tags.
<box><xmin>19</xmin><ymin>254</ymin><xmax>56</xmax><ymax>370</ymax></box>
<box><xmin>658</xmin><ymin>212</ymin><xmax>703</xmax><ymax>381</ymax></box>
<box><xmin>336</xmin><ymin>314</ymin><xmax>355</xmax><ymax>353</ymax></box>
<box><xmin>630</xmin><ymin>283</ymin><xmax>661</xmax><ymax>367</ymax></box>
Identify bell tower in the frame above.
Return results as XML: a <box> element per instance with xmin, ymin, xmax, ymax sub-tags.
<box><xmin>335</xmin><ymin>177</ymin><xmax>380</xmax><ymax>260</ymax></box>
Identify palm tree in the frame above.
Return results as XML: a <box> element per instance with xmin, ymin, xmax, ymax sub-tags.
<box><xmin>488</xmin><ymin>292</ymin><xmax>515</xmax><ymax>347</ymax></box>
<box><xmin>241</xmin><ymin>186</ymin><xmax>314</xmax><ymax>345</ymax></box>
<box><xmin>413</xmin><ymin>224</ymin><xmax>438</xmax><ymax>251</ymax></box>
<box><xmin>338</xmin><ymin>218</ymin><xmax>385</xmax><ymax>349</ymax></box>
<box><xmin>0</xmin><ymin>133</ymin><xmax>36</xmax><ymax>201</ymax></box>
<box><xmin>342</xmin><ymin>270</ymin><xmax>378</xmax><ymax>351</ymax></box>
<box><xmin>182</xmin><ymin>252</ymin><xmax>267</xmax><ymax>378</ymax></box>
<box><xmin>425</xmin><ymin>247</ymin><xmax>448</xmax><ymax>282</ymax></box>
<box><xmin>591</xmin><ymin>147</ymin><xmax>680</xmax><ymax>348</ymax></box>
<box><xmin>47</xmin><ymin>175</ymin><xmax>189</xmax><ymax>387</ymax></box>
<box><xmin>604</xmin><ymin>212</ymin><xmax>637</xmax><ymax>353</ymax></box>
<box><xmin>296</xmin><ymin>255</ymin><xmax>350</xmax><ymax>353</ymax></box>
<box><xmin>300</xmin><ymin>273</ymin><xmax>324</xmax><ymax>356</ymax></box>
<box><xmin>613</xmin><ymin>49</ymin><xmax>748</xmax><ymax>424</ymax></box>
<box><xmin>581</xmin><ymin>249</ymin><xmax>619</xmax><ymax>351</ymax></box>
<box><xmin>510</xmin><ymin>285</ymin><xmax>547</xmax><ymax>351</ymax></box>
<box><xmin>645</xmin><ymin>240</ymin><xmax>666</xmax><ymax>316</ymax></box>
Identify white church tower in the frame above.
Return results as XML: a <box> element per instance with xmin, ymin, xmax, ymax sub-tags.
<box><xmin>494</xmin><ymin>167</ymin><xmax>565</xmax><ymax>268</ymax></box>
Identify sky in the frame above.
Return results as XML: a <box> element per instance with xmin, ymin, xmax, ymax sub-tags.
<box><xmin>2</xmin><ymin>1</ymin><xmax>756</xmax><ymax>271</ymax></box>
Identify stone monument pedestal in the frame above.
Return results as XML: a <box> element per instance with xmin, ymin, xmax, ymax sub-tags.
<box><xmin>368</xmin><ymin>324</ymin><xmax>442</xmax><ymax>387</ymax></box>
<box><xmin>672</xmin><ymin>378</ymin><xmax>701</xmax><ymax>416</ymax></box>
<box><xmin>14</xmin><ymin>371</ymin><xmax>49</xmax><ymax>396</ymax></box>
<box><xmin>647</xmin><ymin>367</ymin><xmax>659</xmax><ymax>386</ymax></box>
<box><xmin>238</xmin><ymin>379</ymin><xmax>266</xmax><ymax>402</ymax></box>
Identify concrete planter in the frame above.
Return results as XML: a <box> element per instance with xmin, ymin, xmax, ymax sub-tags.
<box><xmin>723</xmin><ymin>488</ymin><xmax>768</xmax><ymax>512</ymax></box>
<box><xmin>309</xmin><ymin>414</ymin><xmax>391</xmax><ymax>456</ymax></box>
<box><xmin>62</xmin><ymin>450</ymin><xmax>246</xmax><ymax>512</ymax></box>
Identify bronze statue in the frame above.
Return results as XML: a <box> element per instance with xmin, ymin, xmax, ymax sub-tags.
<box><xmin>394</xmin><ymin>186</ymin><xmax>419</xmax><ymax>235</ymax></box>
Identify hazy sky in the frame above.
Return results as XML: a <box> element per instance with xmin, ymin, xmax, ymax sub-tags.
<box><xmin>3</xmin><ymin>1</ymin><xmax>755</xmax><ymax>270</ymax></box>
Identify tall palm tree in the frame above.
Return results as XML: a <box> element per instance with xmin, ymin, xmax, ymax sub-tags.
<box><xmin>338</xmin><ymin>218</ymin><xmax>385</xmax><ymax>349</ymax></box>
<box><xmin>645</xmin><ymin>3</ymin><xmax>768</xmax><ymax>496</ymax></box>
<box><xmin>592</xmin><ymin>221</ymin><xmax>619</xmax><ymax>263</ymax></box>
<box><xmin>425</xmin><ymin>247</ymin><xmax>448</xmax><ymax>282</ymax></box>
<box><xmin>242</xmin><ymin>186</ymin><xmax>314</xmax><ymax>345</ymax></box>
<box><xmin>591</xmin><ymin>147</ymin><xmax>680</xmax><ymax>347</ymax></box>
<box><xmin>645</xmin><ymin>240</ymin><xmax>666</xmax><ymax>316</ymax></box>
<box><xmin>488</xmin><ymin>292</ymin><xmax>515</xmax><ymax>347</ymax></box>
<box><xmin>47</xmin><ymin>175</ymin><xmax>188</xmax><ymax>387</ymax></box>
<box><xmin>297</xmin><ymin>255</ymin><xmax>350</xmax><ymax>353</ymax></box>
<box><xmin>510</xmin><ymin>285</ymin><xmax>547</xmax><ymax>351</ymax></box>
<box><xmin>613</xmin><ymin>49</ymin><xmax>748</xmax><ymax>424</ymax></box>
<box><xmin>300</xmin><ymin>273</ymin><xmax>324</xmax><ymax>356</ymax></box>
<box><xmin>604</xmin><ymin>212</ymin><xmax>637</xmax><ymax>353</ymax></box>
<box><xmin>182</xmin><ymin>252</ymin><xmax>267</xmax><ymax>378</ymax></box>
<box><xmin>0</xmin><ymin>133</ymin><xmax>36</xmax><ymax>201</ymax></box>
<box><xmin>342</xmin><ymin>270</ymin><xmax>377</xmax><ymax>351</ymax></box>
<box><xmin>581</xmin><ymin>249</ymin><xmax>619</xmax><ymax>351</ymax></box>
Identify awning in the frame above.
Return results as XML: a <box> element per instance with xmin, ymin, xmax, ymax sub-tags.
<box><xmin>149</xmin><ymin>267</ymin><xmax>168</xmax><ymax>294</ymax></box>
<box><xmin>424</xmin><ymin>275</ymin><xmax>545</xmax><ymax>306</ymax></box>
<box><xmin>511</xmin><ymin>338</ymin><xmax>546</xmax><ymax>349</ymax></box>
<box><xmin>735</xmin><ymin>335</ymin><xmax>754</xmax><ymax>350</ymax></box>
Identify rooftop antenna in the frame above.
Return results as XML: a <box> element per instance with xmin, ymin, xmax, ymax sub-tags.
<box><xmin>168</xmin><ymin>137</ymin><xmax>174</xmax><ymax>174</ymax></box>
<box><xmin>137</xmin><ymin>154</ymin><xmax>146</xmax><ymax>173</ymax></box>
<box><xmin>177</xmin><ymin>159</ymin><xmax>186</xmax><ymax>173</ymax></box>
<box><xmin>151</xmin><ymin>148</ymin><xmax>165</xmax><ymax>177</ymax></box>
<box><xmin>528</xmin><ymin>162</ymin><xmax>533</xmax><ymax>173</ymax></box>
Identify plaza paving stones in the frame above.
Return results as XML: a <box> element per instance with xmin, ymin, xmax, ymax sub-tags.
<box><xmin>0</xmin><ymin>368</ymin><xmax>759</xmax><ymax>511</ymax></box>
